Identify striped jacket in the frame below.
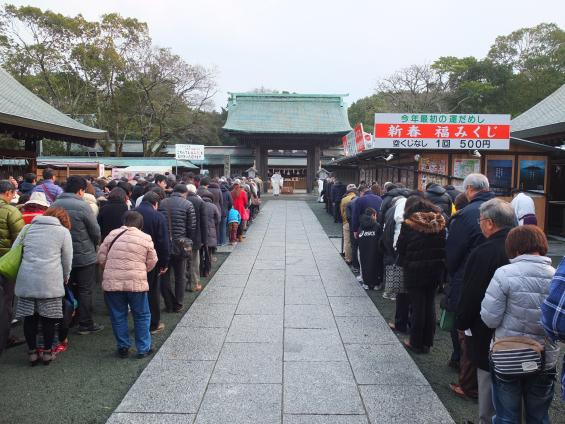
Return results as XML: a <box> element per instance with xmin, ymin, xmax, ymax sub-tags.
<box><xmin>541</xmin><ymin>257</ymin><xmax>565</xmax><ymax>400</ymax></box>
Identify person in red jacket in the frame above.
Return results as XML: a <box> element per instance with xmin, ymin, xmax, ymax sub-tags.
<box><xmin>231</xmin><ymin>181</ymin><xmax>248</xmax><ymax>242</ymax></box>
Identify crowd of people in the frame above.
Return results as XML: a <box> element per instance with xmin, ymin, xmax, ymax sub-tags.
<box><xmin>0</xmin><ymin>170</ymin><xmax>261</xmax><ymax>363</ymax></box>
<box><xmin>321</xmin><ymin>173</ymin><xmax>564</xmax><ymax>423</ymax></box>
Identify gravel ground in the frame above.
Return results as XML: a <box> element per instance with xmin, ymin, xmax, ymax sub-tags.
<box><xmin>307</xmin><ymin>197</ymin><xmax>565</xmax><ymax>424</ymax></box>
<box><xmin>0</xmin><ymin>251</ymin><xmax>230</xmax><ymax>423</ymax></box>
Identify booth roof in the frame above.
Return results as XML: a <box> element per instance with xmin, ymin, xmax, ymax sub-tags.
<box><xmin>511</xmin><ymin>84</ymin><xmax>565</xmax><ymax>139</ymax></box>
<box><xmin>37</xmin><ymin>156</ymin><xmax>198</xmax><ymax>169</ymax></box>
<box><xmin>0</xmin><ymin>68</ymin><xmax>107</xmax><ymax>146</ymax></box>
<box><xmin>223</xmin><ymin>93</ymin><xmax>352</xmax><ymax>135</ymax></box>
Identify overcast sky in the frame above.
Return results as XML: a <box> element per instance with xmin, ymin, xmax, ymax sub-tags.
<box><xmin>6</xmin><ymin>0</ymin><xmax>565</xmax><ymax>110</ymax></box>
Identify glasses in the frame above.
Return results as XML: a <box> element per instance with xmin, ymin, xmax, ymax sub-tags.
<box><xmin>477</xmin><ymin>218</ymin><xmax>491</xmax><ymax>225</ymax></box>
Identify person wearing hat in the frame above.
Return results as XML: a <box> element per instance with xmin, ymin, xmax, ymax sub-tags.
<box><xmin>20</xmin><ymin>192</ymin><xmax>50</xmax><ymax>224</ymax></box>
<box><xmin>340</xmin><ymin>184</ymin><xmax>358</xmax><ymax>264</ymax></box>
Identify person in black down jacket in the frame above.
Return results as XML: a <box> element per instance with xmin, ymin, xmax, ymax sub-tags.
<box><xmin>357</xmin><ymin>208</ymin><xmax>382</xmax><ymax>290</ymax></box>
<box><xmin>445</xmin><ymin>174</ymin><xmax>495</xmax><ymax>369</ymax></box>
<box><xmin>378</xmin><ymin>185</ymin><xmax>411</xmax><ymax>226</ymax></box>
<box><xmin>453</xmin><ymin>198</ymin><xmax>516</xmax><ymax>421</ymax></box>
<box><xmin>200</xmin><ymin>190</ymin><xmax>220</xmax><ymax>278</ymax></box>
<box><xmin>219</xmin><ymin>181</ymin><xmax>233</xmax><ymax>246</ymax></box>
<box><xmin>98</xmin><ymin>187</ymin><xmax>129</xmax><ymax>240</ymax></box>
<box><xmin>158</xmin><ymin>184</ymin><xmax>196</xmax><ymax>312</ymax></box>
<box><xmin>207</xmin><ymin>179</ymin><xmax>223</xmax><ymax>241</ymax></box>
<box><xmin>444</xmin><ymin>184</ymin><xmax>461</xmax><ymax>203</ymax></box>
<box><xmin>135</xmin><ymin>191</ymin><xmax>170</xmax><ymax>334</ymax></box>
<box><xmin>425</xmin><ymin>183</ymin><xmax>452</xmax><ymax>217</ymax></box>
<box><xmin>186</xmin><ymin>185</ymin><xmax>205</xmax><ymax>292</ymax></box>
<box><xmin>331</xmin><ymin>180</ymin><xmax>346</xmax><ymax>223</ymax></box>
<box><xmin>397</xmin><ymin>196</ymin><xmax>446</xmax><ymax>354</ymax></box>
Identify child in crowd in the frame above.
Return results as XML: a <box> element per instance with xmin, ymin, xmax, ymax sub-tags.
<box><xmin>227</xmin><ymin>206</ymin><xmax>241</xmax><ymax>245</ymax></box>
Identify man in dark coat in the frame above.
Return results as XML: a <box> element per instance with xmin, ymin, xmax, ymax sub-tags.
<box><xmin>219</xmin><ymin>181</ymin><xmax>233</xmax><ymax>246</ymax></box>
<box><xmin>98</xmin><ymin>187</ymin><xmax>128</xmax><ymax>240</ymax></box>
<box><xmin>331</xmin><ymin>180</ymin><xmax>346</xmax><ymax>223</ymax></box>
<box><xmin>454</xmin><ymin>199</ymin><xmax>516</xmax><ymax>422</ymax></box>
<box><xmin>53</xmin><ymin>176</ymin><xmax>102</xmax><ymax>334</ymax></box>
<box><xmin>445</xmin><ymin>173</ymin><xmax>495</xmax><ymax>398</ymax></box>
<box><xmin>135</xmin><ymin>191</ymin><xmax>170</xmax><ymax>333</ymax></box>
<box><xmin>159</xmin><ymin>184</ymin><xmax>196</xmax><ymax>312</ymax></box>
<box><xmin>206</xmin><ymin>179</ymin><xmax>223</xmax><ymax>244</ymax></box>
<box><xmin>357</xmin><ymin>209</ymin><xmax>382</xmax><ymax>290</ymax></box>
<box><xmin>200</xmin><ymin>190</ymin><xmax>220</xmax><ymax>277</ymax></box>
<box><xmin>352</xmin><ymin>184</ymin><xmax>383</xmax><ymax>236</ymax></box>
<box><xmin>425</xmin><ymin>183</ymin><xmax>452</xmax><ymax>217</ymax></box>
<box><xmin>186</xmin><ymin>184</ymin><xmax>206</xmax><ymax>292</ymax></box>
<box><xmin>444</xmin><ymin>185</ymin><xmax>462</xmax><ymax>203</ymax></box>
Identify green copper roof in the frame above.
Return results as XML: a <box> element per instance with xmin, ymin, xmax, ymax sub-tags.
<box><xmin>511</xmin><ymin>84</ymin><xmax>565</xmax><ymax>138</ymax></box>
<box><xmin>223</xmin><ymin>93</ymin><xmax>352</xmax><ymax>135</ymax></box>
<box><xmin>0</xmin><ymin>67</ymin><xmax>107</xmax><ymax>146</ymax></box>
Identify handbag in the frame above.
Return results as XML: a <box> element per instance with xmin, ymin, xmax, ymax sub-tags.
<box><xmin>166</xmin><ymin>203</ymin><xmax>192</xmax><ymax>258</ymax></box>
<box><xmin>242</xmin><ymin>209</ymin><xmax>250</xmax><ymax>221</ymax></box>
<box><xmin>0</xmin><ymin>223</ymin><xmax>33</xmax><ymax>280</ymax></box>
<box><xmin>439</xmin><ymin>308</ymin><xmax>455</xmax><ymax>331</ymax></box>
<box><xmin>490</xmin><ymin>336</ymin><xmax>545</xmax><ymax>377</ymax></box>
<box><xmin>384</xmin><ymin>264</ymin><xmax>405</xmax><ymax>294</ymax></box>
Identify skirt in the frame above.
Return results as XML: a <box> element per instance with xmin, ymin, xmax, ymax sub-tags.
<box><xmin>15</xmin><ymin>297</ymin><xmax>63</xmax><ymax>319</ymax></box>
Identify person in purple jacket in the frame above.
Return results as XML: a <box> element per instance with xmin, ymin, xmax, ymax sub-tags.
<box><xmin>33</xmin><ymin>168</ymin><xmax>63</xmax><ymax>205</ymax></box>
<box><xmin>351</xmin><ymin>184</ymin><xmax>383</xmax><ymax>237</ymax></box>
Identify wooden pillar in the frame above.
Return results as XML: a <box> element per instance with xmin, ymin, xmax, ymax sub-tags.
<box><xmin>306</xmin><ymin>148</ymin><xmax>315</xmax><ymax>193</ymax></box>
<box><xmin>254</xmin><ymin>145</ymin><xmax>269</xmax><ymax>193</ymax></box>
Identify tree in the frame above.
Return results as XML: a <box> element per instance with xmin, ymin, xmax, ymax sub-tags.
<box><xmin>375</xmin><ymin>64</ymin><xmax>449</xmax><ymax>113</ymax></box>
<box><xmin>347</xmin><ymin>94</ymin><xmax>388</xmax><ymax>130</ymax></box>
<box><xmin>0</xmin><ymin>4</ymin><xmax>217</xmax><ymax>156</ymax></box>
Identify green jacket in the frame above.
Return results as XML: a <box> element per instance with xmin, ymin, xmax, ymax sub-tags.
<box><xmin>0</xmin><ymin>199</ymin><xmax>24</xmax><ymax>256</ymax></box>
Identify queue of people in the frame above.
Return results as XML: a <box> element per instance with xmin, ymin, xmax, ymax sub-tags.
<box><xmin>0</xmin><ymin>170</ymin><xmax>261</xmax><ymax>363</ymax></box>
<box><xmin>321</xmin><ymin>173</ymin><xmax>564</xmax><ymax>422</ymax></box>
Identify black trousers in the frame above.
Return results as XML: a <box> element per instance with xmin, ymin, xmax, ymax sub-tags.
<box><xmin>69</xmin><ymin>264</ymin><xmax>96</xmax><ymax>327</ymax></box>
<box><xmin>408</xmin><ymin>286</ymin><xmax>436</xmax><ymax>349</ymax></box>
<box><xmin>394</xmin><ymin>293</ymin><xmax>411</xmax><ymax>332</ymax></box>
<box><xmin>147</xmin><ymin>269</ymin><xmax>161</xmax><ymax>330</ymax></box>
<box><xmin>349</xmin><ymin>230</ymin><xmax>360</xmax><ymax>269</ymax></box>
<box><xmin>161</xmin><ymin>255</ymin><xmax>187</xmax><ymax>310</ymax></box>
<box><xmin>0</xmin><ymin>276</ymin><xmax>14</xmax><ymax>354</ymax></box>
<box><xmin>24</xmin><ymin>314</ymin><xmax>56</xmax><ymax>351</ymax></box>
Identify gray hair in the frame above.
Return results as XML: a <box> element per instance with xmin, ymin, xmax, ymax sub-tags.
<box><xmin>462</xmin><ymin>173</ymin><xmax>489</xmax><ymax>191</ymax></box>
<box><xmin>479</xmin><ymin>198</ymin><xmax>518</xmax><ymax>229</ymax></box>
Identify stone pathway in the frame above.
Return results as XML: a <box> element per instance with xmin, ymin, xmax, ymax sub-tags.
<box><xmin>107</xmin><ymin>201</ymin><xmax>454</xmax><ymax>424</ymax></box>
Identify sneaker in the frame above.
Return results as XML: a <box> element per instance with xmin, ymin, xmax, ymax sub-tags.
<box><xmin>356</xmin><ymin>275</ymin><xmax>363</xmax><ymax>282</ymax></box>
<box><xmin>150</xmin><ymin>323</ymin><xmax>165</xmax><ymax>335</ymax></box>
<box><xmin>53</xmin><ymin>341</ymin><xmax>69</xmax><ymax>354</ymax></box>
<box><xmin>77</xmin><ymin>323</ymin><xmax>104</xmax><ymax>335</ymax></box>
<box><xmin>117</xmin><ymin>347</ymin><xmax>130</xmax><ymax>359</ymax></box>
<box><xmin>136</xmin><ymin>347</ymin><xmax>154</xmax><ymax>359</ymax></box>
<box><xmin>351</xmin><ymin>267</ymin><xmax>360</xmax><ymax>274</ymax></box>
<box><xmin>362</xmin><ymin>284</ymin><xmax>370</xmax><ymax>290</ymax></box>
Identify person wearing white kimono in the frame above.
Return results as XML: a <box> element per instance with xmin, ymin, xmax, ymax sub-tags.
<box><xmin>271</xmin><ymin>173</ymin><xmax>283</xmax><ymax>196</ymax></box>
<box><xmin>318</xmin><ymin>178</ymin><xmax>325</xmax><ymax>202</ymax></box>
<box><xmin>510</xmin><ymin>191</ymin><xmax>537</xmax><ymax>225</ymax></box>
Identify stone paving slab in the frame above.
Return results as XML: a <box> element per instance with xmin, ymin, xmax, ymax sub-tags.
<box><xmin>109</xmin><ymin>201</ymin><xmax>454</xmax><ymax>424</ymax></box>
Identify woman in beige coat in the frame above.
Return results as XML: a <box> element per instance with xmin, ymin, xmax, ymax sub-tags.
<box><xmin>97</xmin><ymin>211</ymin><xmax>157</xmax><ymax>359</ymax></box>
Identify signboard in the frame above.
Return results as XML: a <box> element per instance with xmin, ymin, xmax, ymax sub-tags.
<box><xmin>374</xmin><ymin>113</ymin><xmax>510</xmax><ymax>150</ymax></box>
<box><xmin>175</xmin><ymin>144</ymin><xmax>204</xmax><ymax>161</ymax></box>
<box><xmin>453</xmin><ymin>158</ymin><xmax>481</xmax><ymax>180</ymax></box>
<box><xmin>342</xmin><ymin>131</ymin><xmax>356</xmax><ymax>157</ymax></box>
<box><xmin>418</xmin><ymin>155</ymin><xmax>448</xmax><ymax>190</ymax></box>
<box><xmin>354</xmin><ymin>123</ymin><xmax>365</xmax><ymax>153</ymax></box>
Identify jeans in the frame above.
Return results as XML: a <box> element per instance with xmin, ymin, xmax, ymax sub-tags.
<box><xmin>69</xmin><ymin>264</ymin><xmax>96</xmax><ymax>327</ymax></box>
<box><xmin>147</xmin><ymin>269</ymin><xmax>161</xmax><ymax>330</ymax></box>
<box><xmin>218</xmin><ymin>217</ymin><xmax>227</xmax><ymax>245</ymax></box>
<box><xmin>161</xmin><ymin>255</ymin><xmax>187</xmax><ymax>310</ymax></box>
<box><xmin>104</xmin><ymin>291</ymin><xmax>151</xmax><ymax>354</ymax></box>
<box><xmin>492</xmin><ymin>369</ymin><xmax>556</xmax><ymax>424</ymax></box>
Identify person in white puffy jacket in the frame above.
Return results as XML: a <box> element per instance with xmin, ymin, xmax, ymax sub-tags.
<box><xmin>480</xmin><ymin>225</ymin><xmax>559</xmax><ymax>423</ymax></box>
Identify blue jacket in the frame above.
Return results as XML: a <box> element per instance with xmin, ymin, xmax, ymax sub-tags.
<box><xmin>351</xmin><ymin>193</ymin><xmax>383</xmax><ymax>233</ymax></box>
<box><xmin>228</xmin><ymin>208</ymin><xmax>241</xmax><ymax>224</ymax></box>
<box><xmin>445</xmin><ymin>190</ymin><xmax>495</xmax><ymax>310</ymax></box>
<box><xmin>33</xmin><ymin>180</ymin><xmax>63</xmax><ymax>205</ymax></box>
<box><xmin>135</xmin><ymin>201</ymin><xmax>170</xmax><ymax>269</ymax></box>
<box><xmin>18</xmin><ymin>181</ymin><xmax>36</xmax><ymax>195</ymax></box>
<box><xmin>542</xmin><ymin>257</ymin><xmax>565</xmax><ymax>399</ymax></box>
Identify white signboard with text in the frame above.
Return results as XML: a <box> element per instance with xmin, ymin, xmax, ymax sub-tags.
<box><xmin>175</xmin><ymin>144</ymin><xmax>205</xmax><ymax>161</ymax></box>
<box><xmin>374</xmin><ymin>113</ymin><xmax>510</xmax><ymax>150</ymax></box>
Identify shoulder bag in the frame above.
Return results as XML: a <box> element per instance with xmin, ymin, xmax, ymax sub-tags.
<box><xmin>166</xmin><ymin>203</ymin><xmax>192</xmax><ymax>258</ymax></box>
<box><xmin>489</xmin><ymin>336</ymin><xmax>545</xmax><ymax>377</ymax></box>
<box><xmin>0</xmin><ymin>222</ymin><xmax>33</xmax><ymax>280</ymax></box>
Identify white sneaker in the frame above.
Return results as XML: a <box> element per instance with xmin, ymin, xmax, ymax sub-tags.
<box><xmin>362</xmin><ymin>284</ymin><xmax>370</xmax><ymax>290</ymax></box>
<box><xmin>356</xmin><ymin>275</ymin><xmax>363</xmax><ymax>282</ymax></box>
